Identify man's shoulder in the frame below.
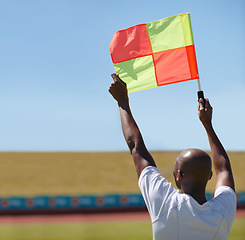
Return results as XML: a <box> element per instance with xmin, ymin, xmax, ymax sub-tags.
<box><xmin>212</xmin><ymin>186</ymin><xmax>237</xmax><ymax>211</ymax></box>
<box><xmin>214</xmin><ymin>186</ymin><xmax>236</xmax><ymax>198</ymax></box>
<box><xmin>138</xmin><ymin>165</ymin><xmax>180</xmax><ymax>205</ymax></box>
<box><xmin>209</xmin><ymin>186</ymin><xmax>237</xmax><ymax>228</ymax></box>
<box><xmin>139</xmin><ymin>165</ymin><xmax>159</xmax><ymax>178</ymax></box>
<box><xmin>138</xmin><ymin>166</ymin><xmax>162</xmax><ymax>186</ymax></box>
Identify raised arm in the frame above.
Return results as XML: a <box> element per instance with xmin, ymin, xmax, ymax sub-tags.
<box><xmin>198</xmin><ymin>98</ymin><xmax>235</xmax><ymax>191</ymax></box>
<box><xmin>109</xmin><ymin>74</ymin><xmax>156</xmax><ymax>178</ymax></box>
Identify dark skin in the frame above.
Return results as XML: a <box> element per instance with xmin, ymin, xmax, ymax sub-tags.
<box><xmin>109</xmin><ymin>73</ymin><xmax>235</xmax><ymax>205</ymax></box>
<box><xmin>174</xmin><ymin>148</ymin><xmax>213</xmax><ymax>204</ymax></box>
<box><xmin>198</xmin><ymin>98</ymin><xmax>235</xmax><ymax>192</ymax></box>
<box><xmin>109</xmin><ymin>74</ymin><xmax>156</xmax><ymax>177</ymax></box>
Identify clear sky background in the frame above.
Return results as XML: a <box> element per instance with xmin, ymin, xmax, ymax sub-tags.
<box><xmin>0</xmin><ymin>0</ymin><xmax>244</xmax><ymax>152</ymax></box>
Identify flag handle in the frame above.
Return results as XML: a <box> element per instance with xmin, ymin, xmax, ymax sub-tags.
<box><xmin>197</xmin><ymin>79</ymin><xmax>206</xmax><ymax>107</ymax></box>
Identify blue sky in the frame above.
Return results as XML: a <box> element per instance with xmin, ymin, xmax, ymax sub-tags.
<box><xmin>0</xmin><ymin>0</ymin><xmax>244</xmax><ymax>151</ymax></box>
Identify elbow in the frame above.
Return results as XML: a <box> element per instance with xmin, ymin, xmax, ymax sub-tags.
<box><xmin>126</xmin><ymin>135</ymin><xmax>142</xmax><ymax>154</ymax></box>
<box><xmin>126</xmin><ymin>136</ymin><xmax>136</xmax><ymax>153</ymax></box>
<box><xmin>126</xmin><ymin>137</ymin><xmax>146</xmax><ymax>158</ymax></box>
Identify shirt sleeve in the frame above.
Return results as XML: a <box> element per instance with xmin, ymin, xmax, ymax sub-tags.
<box><xmin>138</xmin><ymin>166</ymin><xmax>177</xmax><ymax>222</ymax></box>
<box><xmin>213</xmin><ymin>186</ymin><xmax>237</xmax><ymax>230</ymax></box>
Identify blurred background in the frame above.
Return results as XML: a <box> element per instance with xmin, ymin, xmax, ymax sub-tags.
<box><xmin>0</xmin><ymin>0</ymin><xmax>244</xmax><ymax>239</ymax></box>
<box><xmin>0</xmin><ymin>0</ymin><xmax>244</xmax><ymax>152</ymax></box>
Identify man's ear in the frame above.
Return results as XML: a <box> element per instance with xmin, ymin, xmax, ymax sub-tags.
<box><xmin>175</xmin><ymin>170</ymin><xmax>183</xmax><ymax>189</ymax></box>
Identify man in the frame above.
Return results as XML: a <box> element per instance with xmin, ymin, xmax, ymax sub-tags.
<box><xmin>109</xmin><ymin>73</ymin><xmax>237</xmax><ymax>240</ymax></box>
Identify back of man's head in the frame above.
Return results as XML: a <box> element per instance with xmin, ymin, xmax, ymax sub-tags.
<box><xmin>174</xmin><ymin>149</ymin><xmax>212</xmax><ymax>190</ymax></box>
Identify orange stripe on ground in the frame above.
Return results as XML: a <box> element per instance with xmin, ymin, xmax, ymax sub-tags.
<box><xmin>0</xmin><ymin>212</ymin><xmax>151</xmax><ymax>225</ymax></box>
<box><xmin>0</xmin><ymin>210</ymin><xmax>244</xmax><ymax>225</ymax></box>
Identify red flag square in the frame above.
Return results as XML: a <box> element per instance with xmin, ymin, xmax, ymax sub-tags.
<box><xmin>154</xmin><ymin>47</ymin><xmax>191</xmax><ymax>86</ymax></box>
<box><xmin>110</xmin><ymin>24</ymin><xmax>152</xmax><ymax>64</ymax></box>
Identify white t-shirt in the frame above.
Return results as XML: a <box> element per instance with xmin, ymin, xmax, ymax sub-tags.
<box><xmin>138</xmin><ymin>166</ymin><xmax>237</xmax><ymax>240</ymax></box>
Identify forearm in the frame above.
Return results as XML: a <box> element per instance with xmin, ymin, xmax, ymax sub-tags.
<box><xmin>204</xmin><ymin>123</ymin><xmax>230</xmax><ymax>171</ymax></box>
<box><xmin>108</xmin><ymin>73</ymin><xmax>156</xmax><ymax>178</ymax></box>
<box><xmin>203</xmin><ymin>123</ymin><xmax>234</xmax><ymax>189</ymax></box>
<box><xmin>118</xmin><ymin>100</ymin><xmax>156</xmax><ymax>176</ymax></box>
<box><xmin>118</xmin><ymin>100</ymin><xmax>145</xmax><ymax>153</ymax></box>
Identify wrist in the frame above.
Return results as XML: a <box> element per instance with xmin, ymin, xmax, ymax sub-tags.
<box><xmin>118</xmin><ymin>95</ymin><xmax>128</xmax><ymax>104</ymax></box>
<box><xmin>203</xmin><ymin>121</ymin><xmax>213</xmax><ymax>131</ymax></box>
<box><xmin>118</xmin><ymin>96</ymin><xmax>129</xmax><ymax>108</ymax></box>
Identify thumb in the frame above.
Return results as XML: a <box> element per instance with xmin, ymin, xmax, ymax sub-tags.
<box><xmin>111</xmin><ymin>73</ymin><xmax>127</xmax><ymax>87</ymax></box>
<box><xmin>111</xmin><ymin>73</ymin><xmax>118</xmax><ymax>83</ymax></box>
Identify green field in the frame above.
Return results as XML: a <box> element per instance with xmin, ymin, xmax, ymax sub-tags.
<box><xmin>0</xmin><ymin>151</ymin><xmax>244</xmax><ymax>239</ymax></box>
<box><xmin>0</xmin><ymin>151</ymin><xmax>244</xmax><ymax>196</ymax></box>
<box><xmin>0</xmin><ymin>217</ymin><xmax>244</xmax><ymax>240</ymax></box>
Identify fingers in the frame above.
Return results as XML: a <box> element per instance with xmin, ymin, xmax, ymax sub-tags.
<box><xmin>198</xmin><ymin>98</ymin><xmax>210</xmax><ymax>112</ymax></box>
<box><xmin>111</xmin><ymin>73</ymin><xmax>126</xmax><ymax>86</ymax></box>
<box><xmin>111</xmin><ymin>73</ymin><xmax>119</xmax><ymax>83</ymax></box>
<box><xmin>109</xmin><ymin>74</ymin><xmax>120</xmax><ymax>94</ymax></box>
<box><xmin>109</xmin><ymin>74</ymin><xmax>123</xmax><ymax>95</ymax></box>
<box><xmin>198</xmin><ymin>98</ymin><xmax>205</xmax><ymax>111</ymax></box>
<box><xmin>109</xmin><ymin>78</ymin><xmax>121</xmax><ymax>90</ymax></box>
<box><xmin>204</xmin><ymin>98</ymin><xmax>210</xmax><ymax>110</ymax></box>
<box><xmin>109</xmin><ymin>80</ymin><xmax>118</xmax><ymax>95</ymax></box>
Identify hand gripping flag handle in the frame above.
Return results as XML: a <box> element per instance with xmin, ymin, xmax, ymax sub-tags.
<box><xmin>198</xmin><ymin>90</ymin><xmax>205</xmax><ymax>100</ymax></box>
<box><xmin>197</xmin><ymin>78</ymin><xmax>206</xmax><ymax>107</ymax></box>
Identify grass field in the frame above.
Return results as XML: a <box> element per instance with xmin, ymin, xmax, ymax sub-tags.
<box><xmin>0</xmin><ymin>217</ymin><xmax>244</xmax><ymax>240</ymax></box>
<box><xmin>0</xmin><ymin>151</ymin><xmax>244</xmax><ymax>239</ymax></box>
<box><xmin>0</xmin><ymin>151</ymin><xmax>244</xmax><ymax>196</ymax></box>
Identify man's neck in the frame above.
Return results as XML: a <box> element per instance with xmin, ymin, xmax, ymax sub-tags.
<box><xmin>182</xmin><ymin>187</ymin><xmax>207</xmax><ymax>205</ymax></box>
